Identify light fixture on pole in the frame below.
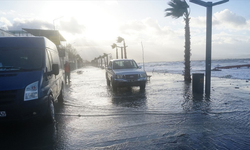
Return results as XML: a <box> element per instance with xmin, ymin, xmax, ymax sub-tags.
<box><xmin>53</xmin><ymin>16</ymin><xmax>63</xmax><ymax>30</ymax></box>
<box><xmin>117</xmin><ymin>36</ymin><xmax>127</xmax><ymax>59</ymax></box>
<box><xmin>189</xmin><ymin>0</ymin><xmax>229</xmax><ymax>96</ymax></box>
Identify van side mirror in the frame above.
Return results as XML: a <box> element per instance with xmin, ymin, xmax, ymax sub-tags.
<box><xmin>52</xmin><ymin>64</ymin><xmax>59</xmax><ymax>75</ymax></box>
<box><xmin>107</xmin><ymin>66</ymin><xmax>112</xmax><ymax>70</ymax></box>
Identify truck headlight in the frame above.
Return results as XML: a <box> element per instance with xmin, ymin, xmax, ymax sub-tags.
<box><xmin>139</xmin><ymin>73</ymin><xmax>147</xmax><ymax>78</ymax></box>
<box><xmin>116</xmin><ymin>75</ymin><xmax>124</xmax><ymax>79</ymax></box>
<box><xmin>24</xmin><ymin>81</ymin><xmax>39</xmax><ymax>101</ymax></box>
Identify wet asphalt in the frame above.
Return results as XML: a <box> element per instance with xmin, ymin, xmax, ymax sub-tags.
<box><xmin>1</xmin><ymin>66</ymin><xmax>250</xmax><ymax>150</ymax></box>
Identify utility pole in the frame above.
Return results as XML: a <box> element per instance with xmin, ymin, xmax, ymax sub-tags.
<box><xmin>190</xmin><ymin>0</ymin><xmax>229</xmax><ymax>96</ymax></box>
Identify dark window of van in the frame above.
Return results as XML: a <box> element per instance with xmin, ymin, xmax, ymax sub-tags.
<box><xmin>0</xmin><ymin>48</ymin><xmax>43</xmax><ymax>71</ymax></box>
<box><xmin>45</xmin><ymin>49</ymin><xmax>52</xmax><ymax>72</ymax></box>
<box><xmin>48</xmin><ymin>48</ymin><xmax>60</xmax><ymax>65</ymax></box>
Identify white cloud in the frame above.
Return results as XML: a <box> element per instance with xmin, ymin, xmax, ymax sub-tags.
<box><xmin>191</xmin><ymin>16</ymin><xmax>206</xmax><ymax>28</ymax></box>
<box><xmin>119</xmin><ymin>18</ymin><xmax>180</xmax><ymax>44</ymax></box>
<box><xmin>6</xmin><ymin>18</ymin><xmax>53</xmax><ymax>30</ymax></box>
<box><xmin>214</xmin><ymin>9</ymin><xmax>247</xmax><ymax>27</ymax></box>
<box><xmin>119</xmin><ymin>20</ymin><xmax>146</xmax><ymax>34</ymax></box>
<box><xmin>191</xmin><ymin>9</ymin><xmax>249</xmax><ymax>30</ymax></box>
<box><xmin>0</xmin><ymin>17</ymin><xmax>12</xmax><ymax>30</ymax></box>
<box><xmin>0</xmin><ymin>10</ymin><xmax>16</xmax><ymax>16</ymax></box>
<box><xmin>59</xmin><ymin>17</ymin><xmax>86</xmax><ymax>35</ymax></box>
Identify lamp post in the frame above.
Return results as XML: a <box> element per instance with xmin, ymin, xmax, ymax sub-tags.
<box><xmin>189</xmin><ymin>0</ymin><xmax>229</xmax><ymax>96</ymax></box>
<box><xmin>117</xmin><ymin>46</ymin><xmax>123</xmax><ymax>59</ymax></box>
<box><xmin>53</xmin><ymin>16</ymin><xmax>63</xmax><ymax>30</ymax></box>
<box><xmin>117</xmin><ymin>37</ymin><xmax>127</xmax><ymax>59</ymax></box>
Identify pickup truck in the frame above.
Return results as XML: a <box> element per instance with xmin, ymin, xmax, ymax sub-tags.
<box><xmin>105</xmin><ymin>59</ymin><xmax>147</xmax><ymax>91</ymax></box>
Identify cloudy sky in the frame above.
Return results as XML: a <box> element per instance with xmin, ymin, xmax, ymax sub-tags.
<box><xmin>0</xmin><ymin>0</ymin><xmax>249</xmax><ymax>62</ymax></box>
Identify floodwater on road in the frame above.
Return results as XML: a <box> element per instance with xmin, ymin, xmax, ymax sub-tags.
<box><xmin>1</xmin><ymin>66</ymin><xmax>250</xmax><ymax>150</ymax></box>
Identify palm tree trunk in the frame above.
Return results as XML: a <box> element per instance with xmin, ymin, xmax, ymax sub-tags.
<box><xmin>184</xmin><ymin>16</ymin><xmax>191</xmax><ymax>82</ymax></box>
<box><xmin>101</xmin><ymin>58</ymin><xmax>103</xmax><ymax>67</ymax></box>
<box><xmin>116</xmin><ymin>47</ymin><xmax>118</xmax><ymax>59</ymax></box>
<box><xmin>123</xmin><ymin>41</ymin><xmax>127</xmax><ymax>59</ymax></box>
<box><xmin>106</xmin><ymin>55</ymin><xmax>109</xmax><ymax>66</ymax></box>
<box><xmin>121</xmin><ymin>47</ymin><xmax>123</xmax><ymax>59</ymax></box>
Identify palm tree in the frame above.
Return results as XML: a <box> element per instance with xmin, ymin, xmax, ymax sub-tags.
<box><xmin>165</xmin><ymin>0</ymin><xmax>191</xmax><ymax>82</ymax></box>
<box><xmin>103</xmin><ymin>53</ymin><xmax>109</xmax><ymax>67</ymax></box>
<box><xmin>117</xmin><ymin>36</ymin><xmax>127</xmax><ymax>59</ymax></box>
<box><xmin>97</xmin><ymin>55</ymin><xmax>102</xmax><ymax>68</ymax></box>
<box><xmin>111</xmin><ymin>43</ymin><xmax>118</xmax><ymax>59</ymax></box>
<box><xmin>92</xmin><ymin>57</ymin><xmax>98</xmax><ymax>66</ymax></box>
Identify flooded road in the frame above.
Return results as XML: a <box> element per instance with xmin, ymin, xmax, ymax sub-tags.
<box><xmin>1</xmin><ymin>66</ymin><xmax>250</xmax><ymax>149</ymax></box>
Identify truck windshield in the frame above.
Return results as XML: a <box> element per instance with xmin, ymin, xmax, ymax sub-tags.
<box><xmin>113</xmin><ymin>60</ymin><xmax>138</xmax><ymax>69</ymax></box>
<box><xmin>0</xmin><ymin>48</ymin><xmax>43</xmax><ymax>71</ymax></box>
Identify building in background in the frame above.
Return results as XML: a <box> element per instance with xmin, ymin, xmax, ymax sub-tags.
<box><xmin>0</xmin><ymin>29</ymin><xmax>15</xmax><ymax>37</ymax></box>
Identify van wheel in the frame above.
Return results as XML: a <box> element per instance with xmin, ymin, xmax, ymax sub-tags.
<box><xmin>58</xmin><ymin>84</ymin><xmax>64</xmax><ymax>103</ymax></box>
<box><xmin>45</xmin><ymin>95</ymin><xmax>55</xmax><ymax>123</ymax></box>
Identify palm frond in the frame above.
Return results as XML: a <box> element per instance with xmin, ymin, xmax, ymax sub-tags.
<box><xmin>165</xmin><ymin>0</ymin><xmax>189</xmax><ymax>19</ymax></box>
<box><xmin>117</xmin><ymin>36</ymin><xmax>124</xmax><ymax>43</ymax></box>
<box><xmin>111</xmin><ymin>43</ymin><xmax>117</xmax><ymax>49</ymax></box>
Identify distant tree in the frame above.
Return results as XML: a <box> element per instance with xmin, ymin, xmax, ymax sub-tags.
<box><xmin>98</xmin><ymin>55</ymin><xmax>103</xmax><ymax>67</ymax></box>
<box><xmin>103</xmin><ymin>53</ymin><xmax>109</xmax><ymax>67</ymax></box>
<box><xmin>63</xmin><ymin>44</ymin><xmax>77</xmax><ymax>61</ymax></box>
<box><xmin>92</xmin><ymin>57</ymin><xmax>98</xmax><ymax>66</ymax></box>
<box><xmin>75</xmin><ymin>54</ymin><xmax>83</xmax><ymax>67</ymax></box>
<box><xmin>165</xmin><ymin>0</ymin><xmax>191</xmax><ymax>82</ymax></box>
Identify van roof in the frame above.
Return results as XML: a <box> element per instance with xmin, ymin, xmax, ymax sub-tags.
<box><xmin>0</xmin><ymin>36</ymin><xmax>55</xmax><ymax>49</ymax></box>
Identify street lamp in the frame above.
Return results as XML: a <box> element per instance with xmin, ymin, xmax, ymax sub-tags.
<box><xmin>117</xmin><ymin>37</ymin><xmax>128</xmax><ymax>59</ymax></box>
<box><xmin>117</xmin><ymin>46</ymin><xmax>123</xmax><ymax>59</ymax></box>
<box><xmin>53</xmin><ymin>16</ymin><xmax>63</xmax><ymax>30</ymax></box>
<box><xmin>189</xmin><ymin>0</ymin><xmax>229</xmax><ymax>96</ymax></box>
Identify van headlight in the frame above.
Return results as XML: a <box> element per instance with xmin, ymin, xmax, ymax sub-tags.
<box><xmin>24</xmin><ymin>81</ymin><xmax>39</xmax><ymax>101</ymax></box>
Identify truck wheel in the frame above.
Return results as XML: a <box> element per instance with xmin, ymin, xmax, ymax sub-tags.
<box><xmin>107</xmin><ymin>79</ymin><xmax>110</xmax><ymax>86</ymax></box>
<box><xmin>140</xmin><ymin>83</ymin><xmax>146</xmax><ymax>90</ymax></box>
<box><xmin>58</xmin><ymin>84</ymin><xmax>64</xmax><ymax>103</ymax></box>
<box><xmin>45</xmin><ymin>95</ymin><xmax>55</xmax><ymax>123</ymax></box>
<box><xmin>112</xmin><ymin>79</ymin><xmax>117</xmax><ymax>91</ymax></box>
<box><xmin>106</xmin><ymin>74</ymin><xmax>110</xmax><ymax>86</ymax></box>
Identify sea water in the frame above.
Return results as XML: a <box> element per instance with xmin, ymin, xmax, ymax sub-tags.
<box><xmin>139</xmin><ymin>58</ymin><xmax>250</xmax><ymax>80</ymax></box>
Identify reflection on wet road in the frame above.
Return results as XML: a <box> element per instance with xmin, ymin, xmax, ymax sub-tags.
<box><xmin>1</xmin><ymin>66</ymin><xmax>250</xmax><ymax>149</ymax></box>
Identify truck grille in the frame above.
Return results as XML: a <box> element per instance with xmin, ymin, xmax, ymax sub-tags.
<box><xmin>125</xmin><ymin>74</ymin><xmax>139</xmax><ymax>79</ymax></box>
<box><xmin>0</xmin><ymin>90</ymin><xmax>17</xmax><ymax>104</ymax></box>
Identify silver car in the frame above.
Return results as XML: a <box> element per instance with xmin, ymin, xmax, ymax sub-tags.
<box><xmin>106</xmin><ymin>59</ymin><xmax>147</xmax><ymax>91</ymax></box>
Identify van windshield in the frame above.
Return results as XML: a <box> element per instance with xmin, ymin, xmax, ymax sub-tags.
<box><xmin>0</xmin><ymin>48</ymin><xmax>43</xmax><ymax>72</ymax></box>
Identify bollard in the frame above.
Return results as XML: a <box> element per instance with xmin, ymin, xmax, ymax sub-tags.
<box><xmin>192</xmin><ymin>73</ymin><xmax>204</xmax><ymax>94</ymax></box>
